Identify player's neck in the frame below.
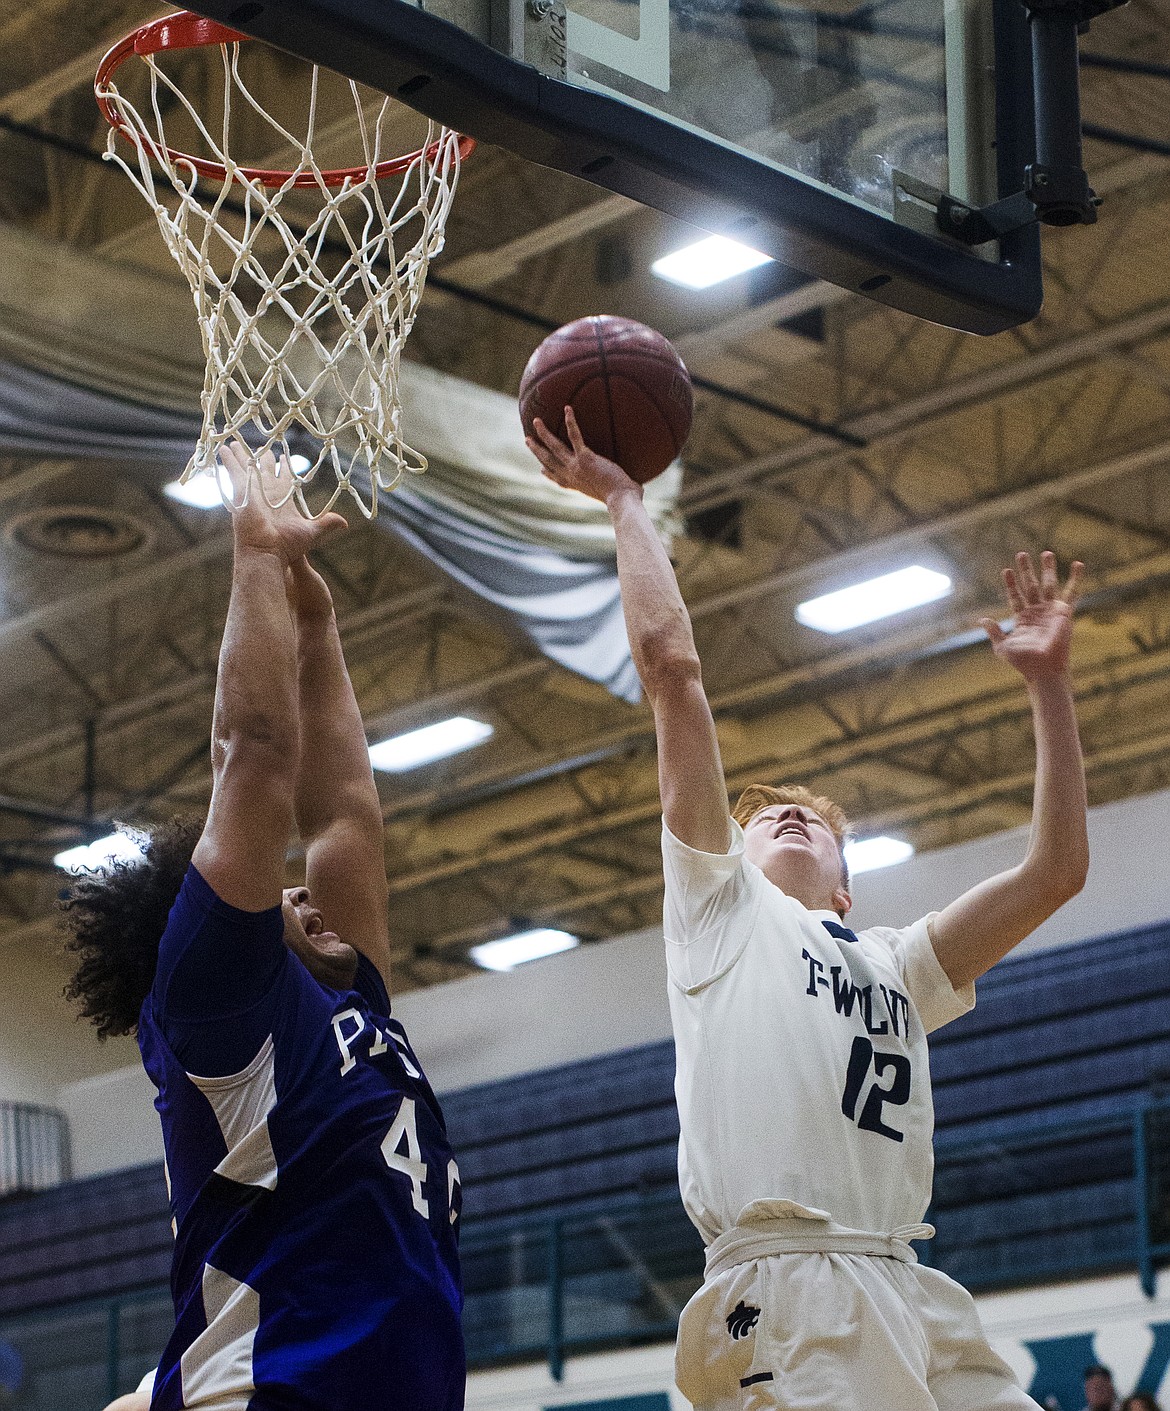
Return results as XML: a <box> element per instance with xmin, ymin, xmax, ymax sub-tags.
<box><xmin>764</xmin><ymin>866</ymin><xmax>841</xmax><ymax>915</ymax></box>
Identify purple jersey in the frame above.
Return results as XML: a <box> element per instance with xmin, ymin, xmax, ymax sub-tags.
<box><xmin>138</xmin><ymin>866</ymin><xmax>463</xmax><ymax>1410</ymax></box>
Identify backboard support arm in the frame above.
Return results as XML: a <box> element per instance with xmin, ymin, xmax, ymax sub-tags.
<box><xmin>898</xmin><ymin>0</ymin><xmax>1125</xmax><ymax>247</ymax></box>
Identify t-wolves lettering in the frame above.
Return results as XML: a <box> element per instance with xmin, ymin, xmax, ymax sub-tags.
<box><xmin>802</xmin><ymin>937</ymin><xmax>911</xmax><ymax>1037</ymax></box>
<box><xmin>796</xmin><ymin>929</ymin><xmax>916</xmax><ymax>1141</ymax></box>
<box><xmin>662</xmin><ymin>819</ymin><xmax>974</xmax><ymax>1246</ymax></box>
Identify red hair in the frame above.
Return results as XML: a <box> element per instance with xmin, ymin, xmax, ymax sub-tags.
<box><xmin>732</xmin><ymin>783</ymin><xmax>852</xmax><ymax>887</ymax></box>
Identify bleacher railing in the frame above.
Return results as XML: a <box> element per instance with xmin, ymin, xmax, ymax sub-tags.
<box><xmin>1136</xmin><ymin>1094</ymin><xmax>1170</xmax><ymax>1296</ymax></box>
<box><xmin>460</xmin><ymin>1187</ymin><xmax>703</xmax><ymax>1380</ymax></box>
<box><xmin>6</xmin><ymin>1099</ymin><xmax>1170</xmax><ymax>1405</ymax></box>
<box><xmin>0</xmin><ymin>1102</ymin><xmax>70</xmax><ymax>1197</ymax></box>
<box><xmin>0</xmin><ymin>1286</ymin><xmax>172</xmax><ymax>1411</ymax></box>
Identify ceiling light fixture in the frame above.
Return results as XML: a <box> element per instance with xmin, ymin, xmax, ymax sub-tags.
<box><xmin>163</xmin><ymin>476</ymin><xmax>225</xmax><ymax>509</ymax></box>
<box><xmin>651</xmin><ymin>234</ymin><xmax>774</xmax><ymax>289</ymax></box>
<box><xmin>368</xmin><ymin>717</ymin><xmax>494</xmax><ymax>772</ymax></box>
<box><xmin>844</xmin><ymin>836</ymin><xmax>915</xmax><ymax>875</ymax></box>
<box><xmin>470</xmin><ymin>928</ymin><xmax>580</xmax><ymax>971</ymax></box>
<box><xmin>796</xmin><ymin>566</ymin><xmax>952</xmax><ymax>633</ymax></box>
<box><xmin>54</xmin><ymin>831</ymin><xmax>146</xmax><ymax>875</ymax></box>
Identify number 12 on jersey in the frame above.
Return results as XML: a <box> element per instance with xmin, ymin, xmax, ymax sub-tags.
<box><xmin>841</xmin><ymin>1036</ymin><xmax>911</xmax><ymax>1143</ymax></box>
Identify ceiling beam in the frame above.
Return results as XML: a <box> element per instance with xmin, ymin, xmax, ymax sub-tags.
<box><xmin>689</xmin><ymin>432</ymin><xmax>1170</xmax><ymax>624</ymax></box>
<box><xmin>424</xmin><ymin>715</ymin><xmax>1170</xmax><ymax>954</ymax></box>
<box><xmin>438</xmin><ymin>194</ymin><xmax>638</xmax><ymax>287</ymax></box>
<box><xmin>377</xmin><ymin>458</ymin><xmax>1170</xmax><ymax>822</ymax></box>
<box><xmin>4</xmin><ymin>425</ymin><xmax>1162</xmax><ymax>805</ymax></box>
<box><xmin>389</xmin><ymin>628</ymin><xmax>1170</xmax><ymax>896</ymax></box>
<box><xmin>681</xmin><ymin>296</ymin><xmax>1170</xmax><ymax>514</ymax></box>
<box><xmin>0</xmin><ymin>10</ymin><xmax>174</xmax><ymax>124</ymax></box>
<box><xmin>0</xmin><ymin>459</ymin><xmax>74</xmax><ymax>504</ymax></box>
<box><xmin>0</xmin><ymin>581</ymin><xmax>449</xmax><ymax>777</ymax></box>
<box><xmin>0</xmin><ymin>529</ymin><xmax>233</xmax><ymax>651</ymax></box>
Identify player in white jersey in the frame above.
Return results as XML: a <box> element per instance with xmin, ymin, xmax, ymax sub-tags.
<box><xmin>527</xmin><ymin>408</ymin><xmax>1089</xmax><ymax>1411</ymax></box>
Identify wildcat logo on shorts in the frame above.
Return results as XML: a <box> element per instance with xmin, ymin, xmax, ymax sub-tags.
<box><xmin>726</xmin><ymin>1301</ymin><xmax>760</xmax><ymax>1339</ymax></box>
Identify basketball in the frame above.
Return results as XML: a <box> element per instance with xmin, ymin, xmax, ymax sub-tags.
<box><xmin>519</xmin><ymin>315</ymin><xmax>693</xmax><ymax>484</ymax></box>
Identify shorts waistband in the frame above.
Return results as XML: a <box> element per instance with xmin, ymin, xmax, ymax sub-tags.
<box><xmin>704</xmin><ymin>1216</ymin><xmax>935</xmax><ymax>1281</ymax></box>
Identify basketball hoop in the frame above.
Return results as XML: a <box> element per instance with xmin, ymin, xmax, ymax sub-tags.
<box><xmin>95</xmin><ymin>11</ymin><xmax>475</xmax><ymax>518</ymax></box>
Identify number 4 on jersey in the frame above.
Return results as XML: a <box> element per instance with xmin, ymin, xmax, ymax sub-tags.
<box><xmin>380</xmin><ymin>1097</ymin><xmax>462</xmax><ymax>1224</ymax></box>
<box><xmin>841</xmin><ymin>1036</ymin><xmax>911</xmax><ymax>1142</ymax></box>
<box><xmin>381</xmin><ymin>1097</ymin><xmax>430</xmax><ymax>1217</ymax></box>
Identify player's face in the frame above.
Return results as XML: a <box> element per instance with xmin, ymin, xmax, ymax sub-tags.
<box><xmin>742</xmin><ymin>804</ymin><xmax>851</xmax><ymax>915</ymax></box>
<box><xmin>281</xmin><ymin>887</ymin><xmax>360</xmax><ymax>989</ymax></box>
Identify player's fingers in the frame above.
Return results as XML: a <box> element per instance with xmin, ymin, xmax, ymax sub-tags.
<box><xmin>219</xmin><ymin>440</ymin><xmax>249</xmax><ymax>480</ymax></box>
<box><xmin>251</xmin><ymin>443</ymin><xmax>277</xmax><ymax>477</ymax></box>
<box><xmin>1015</xmin><ymin>551</ymin><xmax>1041</xmax><ymax>603</ymax></box>
<box><xmin>1002</xmin><ymin>567</ymin><xmax>1025</xmax><ymax>614</ymax></box>
<box><xmin>980</xmin><ymin>617</ymin><xmax>1007</xmax><ymax>645</ymax></box>
<box><xmin>563</xmin><ymin>406</ymin><xmax>587</xmax><ymax>454</ymax></box>
<box><xmin>1061</xmin><ymin>559</ymin><xmax>1086</xmax><ymax>606</ymax></box>
<box><xmin>218</xmin><ymin>442</ymin><xmax>253</xmax><ymax>500</ymax></box>
<box><xmin>525</xmin><ymin>435</ymin><xmax>560</xmax><ymax>473</ymax></box>
<box><xmin>1038</xmin><ymin>549</ymin><xmax>1059</xmax><ymax>599</ymax></box>
<box><xmin>531</xmin><ymin>417</ymin><xmax>569</xmax><ymax>460</ymax></box>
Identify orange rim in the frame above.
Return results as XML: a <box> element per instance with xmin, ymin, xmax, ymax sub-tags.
<box><xmin>94</xmin><ymin>9</ymin><xmax>475</xmax><ymax>189</ymax></box>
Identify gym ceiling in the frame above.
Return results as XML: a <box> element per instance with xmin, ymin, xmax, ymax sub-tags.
<box><xmin>0</xmin><ymin>0</ymin><xmax>1168</xmax><ymax>988</ymax></box>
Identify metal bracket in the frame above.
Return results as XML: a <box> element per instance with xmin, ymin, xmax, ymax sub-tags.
<box><xmin>523</xmin><ymin>0</ymin><xmax>568</xmax><ymax>77</ymax></box>
<box><xmin>894</xmin><ymin>170</ymin><xmax>1102</xmax><ymax>248</ymax></box>
<box><xmin>894</xmin><ymin>0</ymin><xmax>1124</xmax><ymax>247</ymax></box>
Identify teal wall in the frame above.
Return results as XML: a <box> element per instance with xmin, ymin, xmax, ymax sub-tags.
<box><xmin>552</xmin><ymin>1397</ymin><xmax>671</xmax><ymax>1411</ymax></box>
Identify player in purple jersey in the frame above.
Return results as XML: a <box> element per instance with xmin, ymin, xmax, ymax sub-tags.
<box><xmin>63</xmin><ymin>446</ymin><xmax>464</xmax><ymax>1411</ymax></box>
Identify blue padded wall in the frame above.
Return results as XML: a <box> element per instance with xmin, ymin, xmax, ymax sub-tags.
<box><xmin>441</xmin><ymin>1040</ymin><xmax>679</xmax><ymax>1223</ymax></box>
<box><xmin>0</xmin><ymin>1162</ymin><xmax>170</xmax><ymax>1317</ymax></box>
<box><xmin>927</xmin><ymin>917</ymin><xmax>1170</xmax><ymax>1286</ymax></box>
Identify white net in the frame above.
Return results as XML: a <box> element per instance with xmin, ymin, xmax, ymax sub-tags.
<box><xmin>97</xmin><ymin>33</ymin><xmax>466</xmax><ymax>518</ymax></box>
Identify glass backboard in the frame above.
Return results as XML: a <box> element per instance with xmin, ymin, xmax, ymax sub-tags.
<box><xmin>188</xmin><ymin>0</ymin><xmax>1043</xmax><ymax>332</ymax></box>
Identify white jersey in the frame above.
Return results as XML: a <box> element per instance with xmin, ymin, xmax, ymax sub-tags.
<box><xmin>663</xmin><ymin>819</ymin><xmax>975</xmax><ymax>1247</ymax></box>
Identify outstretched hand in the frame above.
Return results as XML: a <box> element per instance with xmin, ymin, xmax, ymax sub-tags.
<box><xmin>525</xmin><ymin>407</ymin><xmax>640</xmax><ymax>506</ymax></box>
<box><xmin>981</xmin><ymin>550</ymin><xmax>1084</xmax><ymax>682</ymax></box>
<box><xmin>221</xmin><ymin>441</ymin><xmax>346</xmax><ymax>563</ymax></box>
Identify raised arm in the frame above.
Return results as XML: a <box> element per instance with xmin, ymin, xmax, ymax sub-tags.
<box><xmin>192</xmin><ymin>446</ymin><xmax>345</xmax><ymax>911</ymax></box>
<box><xmin>527</xmin><ymin>409</ymin><xmax>729</xmax><ymax>853</ymax></box>
<box><xmin>288</xmin><ymin>557</ymin><xmax>392</xmax><ymax>985</ymax></box>
<box><xmin>929</xmin><ymin>551</ymin><xmax>1088</xmax><ymax>989</ymax></box>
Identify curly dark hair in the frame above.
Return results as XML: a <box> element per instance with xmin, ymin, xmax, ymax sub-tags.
<box><xmin>61</xmin><ymin>817</ymin><xmax>203</xmax><ymax>1039</ymax></box>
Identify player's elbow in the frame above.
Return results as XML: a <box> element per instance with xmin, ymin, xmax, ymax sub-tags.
<box><xmin>637</xmin><ymin>632</ymin><xmax>702</xmax><ymax>703</ymax></box>
<box><xmin>1029</xmin><ymin>850</ymin><xmax>1088</xmax><ymax>914</ymax></box>
<box><xmin>214</xmin><ymin>720</ymin><xmax>298</xmax><ymax>787</ymax></box>
<box><xmin>215</xmin><ymin>693</ymin><xmax>297</xmax><ymax>753</ymax></box>
<box><xmin>1056</xmin><ymin>853</ymin><xmax>1089</xmax><ymax>903</ymax></box>
<box><xmin>300</xmin><ymin>787</ymin><xmax>384</xmax><ymax>845</ymax></box>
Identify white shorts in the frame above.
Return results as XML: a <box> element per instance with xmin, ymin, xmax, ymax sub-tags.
<box><xmin>675</xmin><ymin>1252</ymin><xmax>1038</xmax><ymax>1411</ymax></box>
